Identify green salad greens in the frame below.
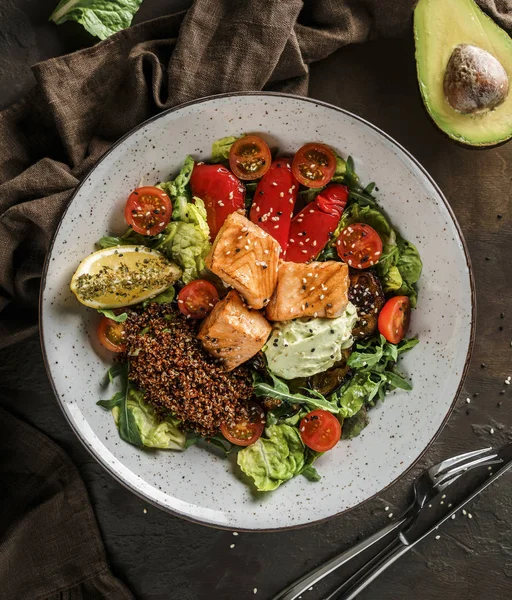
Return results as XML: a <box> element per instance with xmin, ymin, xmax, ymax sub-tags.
<box><xmin>91</xmin><ymin>136</ymin><xmax>423</xmax><ymax>494</ymax></box>
<box><xmin>49</xmin><ymin>0</ymin><xmax>143</xmax><ymax>40</ymax></box>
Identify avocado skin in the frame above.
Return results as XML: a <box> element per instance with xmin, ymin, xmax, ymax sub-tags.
<box><xmin>414</xmin><ymin>0</ymin><xmax>512</xmax><ymax>148</ymax></box>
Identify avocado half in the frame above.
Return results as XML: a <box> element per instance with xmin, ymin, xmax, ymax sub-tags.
<box><xmin>414</xmin><ymin>0</ymin><xmax>512</xmax><ymax>147</ymax></box>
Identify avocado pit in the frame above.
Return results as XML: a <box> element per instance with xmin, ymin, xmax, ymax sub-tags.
<box><xmin>443</xmin><ymin>44</ymin><xmax>509</xmax><ymax>114</ymax></box>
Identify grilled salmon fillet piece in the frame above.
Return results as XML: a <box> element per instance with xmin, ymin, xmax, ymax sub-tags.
<box><xmin>205</xmin><ymin>211</ymin><xmax>280</xmax><ymax>309</ymax></box>
<box><xmin>266</xmin><ymin>260</ymin><xmax>349</xmax><ymax>321</ymax></box>
<box><xmin>198</xmin><ymin>290</ymin><xmax>272</xmax><ymax>371</ymax></box>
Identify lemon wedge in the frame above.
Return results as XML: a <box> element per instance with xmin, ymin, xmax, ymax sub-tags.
<box><xmin>70</xmin><ymin>246</ymin><xmax>181</xmax><ymax>309</ymax></box>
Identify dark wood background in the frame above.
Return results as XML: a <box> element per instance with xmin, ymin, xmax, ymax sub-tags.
<box><xmin>1</xmin><ymin>1</ymin><xmax>511</xmax><ymax>599</ymax></box>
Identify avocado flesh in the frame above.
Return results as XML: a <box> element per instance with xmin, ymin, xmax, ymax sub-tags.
<box><xmin>414</xmin><ymin>0</ymin><xmax>512</xmax><ymax>146</ymax></box>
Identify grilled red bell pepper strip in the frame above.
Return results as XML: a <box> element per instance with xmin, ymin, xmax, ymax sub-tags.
<box><xmin>285</xmin><ymin>184</ymin><xmax>349</xmax><ymax>263</ymax></box>
<box><xmin>249</xmin><ymin>158</ymin><xmax>298</xmax><ymax>251</ymax></box>
<box><xmin>190</xmin><ymin>163</ymin><xmax>245</xmax><ymax>241</ymax></box>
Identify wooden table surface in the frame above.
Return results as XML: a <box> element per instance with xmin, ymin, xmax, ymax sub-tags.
<box><xmin>1</xmin><ymin>1</ymin><xmax>511</xmax><ymax>599</ymax></box>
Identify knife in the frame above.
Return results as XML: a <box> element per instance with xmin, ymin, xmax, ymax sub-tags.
<box><xmin>327</xmin><ymin>443</ymin><xmax>512</xmax><ymax>600</ymax></box>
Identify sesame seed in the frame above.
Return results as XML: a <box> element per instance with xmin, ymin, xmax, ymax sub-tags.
<box><xmin>468</xmin><ymin>513</ymin><xmax>473</xmax><ymax>519</ymax></box>
<box><xmin>253</xmin><ymin>589</ymin><xmax>258</xmax><ymax>595</ymax></box>
<box><xmin>229</xmin><ymin>191</ymin><xmax>234</xmax><ymax>199</ymax></box>
<box><xmin>286</xmin><ymin>163</ymin><xmax>291</xmax><ymax>168</ymax></box>
<box><xmin>466</xmin><ymin>398</ymin><xmax>471</xmax><ymax>404</ymax></box>
<box><xmin>256</xmin><ymin>206</ymin><xmax>260</xmax><ymax>212</ymax></box>
<box><xmin>451</xmin><ymin>514</ymin><xmax>456</xmax><ymax>519</ymax></box>
<box><xmin>279</xmin><ymin>192</ymin><xmax>284</xmax><ymax>198</ymax></box>
<box><xmin>302</xmin><ymin>250</ymin><xmax>308</xmax><ymax>254</ymax></box>
<box><xmin>230</xmin><ymin>544</ymin><xmax>235</xmax><ymax>549</ymax></box>
<box><xmin>309</xmin><ymin>209</ymin><xmax>315</xmax><ymax>213</ymax></box>
<box><xmin>463</xmin><ymin>509</ymin><xmax>467</xmax><ymax>515</ymax></box>
<box><xmin>310</xmin><ymin>286</ymin><xmax>315</xmax><ymax>291</ymax></box>
<box><xmin>264</xmin><ymin>249</ymin><xmax>269</xmax><ymax>254</ymax></box>
<box><xmin>218</xmin><ymin>201</ymin><xmax>224</xmax><ymax>207</ymax></box>
<box><xmin>272</xmin><ymin>182</ymin><xmax>278</xmax><ymax>187</ymax></box>
<box><xmin>241</xmin><ymin>226</ymin><xmax>248</xmax><ymax>232</ymax></box>
<box><xmin>289</xmin><ymin>198</ymin><xmax>294</xmax><ymax>204</ymax></box>
<box><xmin>320</xmin><ymin>294</ymin><xmax>325</xmax><ymax>300</ymax></box>
<box><xmin>274</xmin><ymin>225</ymin><xmax>280</xmax><ymax>229</ymax></box>
<box><xmin>388</xmin><ymin>513</ymin><xmax>393</xmax><ymax>518</ymax></box>
<box><xmin>143</xmin><ymin>508</ymin><xmax>147</xmax><ymax>514</ymax></box>
<box><xmin>435</xmin><ymin>535</ymin><xmax>440</xmax><ymax>540</ymax></box>
<box><xmin>490</xmin><ymin>428</ymin><xmax>494</xmax><ymax>434</ymax></box>
<box><xmin>384</xmin><ymin>506</ymin><xmax>389</xmax><ymax>511</ymax></box>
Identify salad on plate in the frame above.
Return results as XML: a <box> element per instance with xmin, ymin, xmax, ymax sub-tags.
<box><xmin>70</xmin><ymin>135</ymin><xmax>422</xmax><ymax>492</ymax></box>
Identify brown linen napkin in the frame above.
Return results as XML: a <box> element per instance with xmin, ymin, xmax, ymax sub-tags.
<box><xmin>1</xmin><ymin>1</ymin><xmax>511</xmax><ymax>599</ymax></box>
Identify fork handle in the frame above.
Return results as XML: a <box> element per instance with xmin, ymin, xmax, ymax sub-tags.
<box><xmin>327</xmin><ymin>539</ymin><xmax>410</xmax><ymax>600</ymax></box>
<box><xmin>271</xmin><ymin>516</ymin><xmax>408</xmax><ymax>600</ymax></box>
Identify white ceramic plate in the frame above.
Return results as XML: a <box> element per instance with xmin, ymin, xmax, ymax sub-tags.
<box><xmin>40</xmin><ymin>93</ymin><xmax>474</xmax><ymax>530</ymax></box>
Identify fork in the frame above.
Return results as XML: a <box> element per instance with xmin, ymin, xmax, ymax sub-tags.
<box><xmin>272</xmin><ymin>446</ymin><xmax>501</xmax><ymax>600</ymax></box>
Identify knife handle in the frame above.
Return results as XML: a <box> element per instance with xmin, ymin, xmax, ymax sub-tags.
<box><xmin>326</xmin><ymin>537</ymin><xmax>410</xmax><ymax>600</ymax></box>
<box><xmin>271</xmin><ymin>515</ymin><xmax>408</xmax><ymax>600</ymax></box>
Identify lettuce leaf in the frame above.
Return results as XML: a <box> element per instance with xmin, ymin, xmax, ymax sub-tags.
<box><xmin>158</xmin><ymin>197</ymin><xmax>211</xmax><ymax>283</ymax></box>
<box><xmin>49</xmin><ymin>0</ymin><xmax>143</xmax><ymax>40</ymax></box>
<box><xmin>237</xmin><ymin>424</ymin><xmax>306</xmax><ymax>491</ymax></box>
<box><xmin>211</xmin><ymin>136</ymin><xmax>241</xmax><ymax>163</ymax></box>
<box><xmin>98</xmin><ymin>364</ymin><xmax>186</xmax><ymax>450</ymax></box>
<box><xmin>158</xmin><ymin>156</ymin><xmax>194</xmax><ymax>216</ymax></box>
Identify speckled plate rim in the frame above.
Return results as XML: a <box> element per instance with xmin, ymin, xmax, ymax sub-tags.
<box><xmin>39</xmin><ymin>91</ymin><xmax>476</xmax><ymax>532</ymax></box>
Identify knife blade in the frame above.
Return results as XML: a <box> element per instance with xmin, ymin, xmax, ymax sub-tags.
<box><xmin>328</xmin><ymin>443</ymin><xmax>512</xmax><ymax>600</ymax></box>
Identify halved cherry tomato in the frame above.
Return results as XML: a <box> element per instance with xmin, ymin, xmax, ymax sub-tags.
<box><xmin>336</xmin><ymin>223</ymin><xmax>382</xmax><ymax>269</ymax></box>
<box><xmin>190</xmin><ymin>164</ymin><xmax>245</xmax><ymax>241</ymax></box>
<box><xmin>220</xmin><ymin>402</ymin><xmax>265</xmax><ymax>446</ymax></box>
<box><xmin>285</xmin><ymin>184</ymin><xmax>349</xmax><ymax>263</ymax></box>
<box><xmin>299</xmin><ymin>409</ymin><xmax>341</xmax><ymax>452</ymax></box>
<box><xmin>292</xmin><ymin>143</ymin><xmax>336</xmax><ymax>188</ymax></box>
<box><xmin>124</xmin><ymin>186</ymin><xmax>172</xmax><ymax>236</ymax></box>
<box><xmin>229</xmin><ymin>135</ymin><xmax>272</xmax><ymax>181</ymax></box>
<box><xmin>378</xmin><ymin>296</ymin><xmax>411</xmax><ymax>344</ymax></box>
<box><xmin>177</xmin><ymin>279</ymin><xmax>219</xmax><ymax>319</ymax></box>
<box><xmin>97</xmin><ymin>317</ymin><xmax>126</xmax><ymax>352</ymax></box>
<box><xmin>249</xmin><ymin>158</ymin><xmax>298</xmax><ymax>251</ymax></box>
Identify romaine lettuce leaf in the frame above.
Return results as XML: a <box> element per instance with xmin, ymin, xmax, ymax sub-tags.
<box><xmin>158</xmin><ymin>197</ymin><xmax>211</xmax><ymax>283</ymax></box>
<box><xmin>98</xmin><ymin>364</ymin><xmax>186</xmax><ymax>450</ymax></box>
<box><xmin>49</xmin><ymin>0</ymin><xmax>143</xmax><ymax>40</ymax></box>
<box><xmin>237</xmin><ymin>424</ymin><xmax>306</xmax><ymax>491</ymax></box>
<box><xmin>211</xmin><ymin>136</ymin><xmax>241</xmax><ymax>163</ymax></box>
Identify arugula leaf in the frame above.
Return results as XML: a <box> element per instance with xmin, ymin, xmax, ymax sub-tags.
<box><xmin>253</xmin><ymin>372</ymin><xmax>340</xmax><ymax>414</ymax></box>
<box><xmin>298</xmin><ymin>187</ymin><xmax>324</xmax><ymax>204</ymax></box>
<box><xmin>49</xmin><ymin>0</ymin><xmax>143</xmax><ymax>40</ymax></box>
<box><xmin>301</xmin><ymin>464</ymin><xmax>321</xmax><ymax>482</ymax></box>
<box><xmin>96</xmin><ymin>227</ymin><xmax>166</xmax><ymax>250</ymax></box>
<box><xmin>102</xmin><ymin>362</ymin><xmax>127</xmax><ymax>387</ymax></box>
<box><xmin>97</xmin><ymin>309</ymin><xmax>128</xmax><ymax>323</ymax></box>
<box><xmin>300</xmin><ymin>448</ymin><xmax>322</xmax><ymax>482</ymax></box>
<box><xmin>340</xmin><ymin>334</ymin><xmax>418</xmax><ymax>412</ymax></box>
<box><xmin>341</xmin><ymin>407</ymin><xmax>369</xmax><ymax>440</ymax></box>
<box><xmin>244</xmin><ymin>181</ymin><xmax>258</xmax><ymax>211</ymax></box>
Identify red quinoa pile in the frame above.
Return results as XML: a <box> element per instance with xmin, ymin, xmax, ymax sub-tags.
<box><xmin>121</xmin><ymin>304</ymin><xmax>253</xmax><ymax>435</ymax></box>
